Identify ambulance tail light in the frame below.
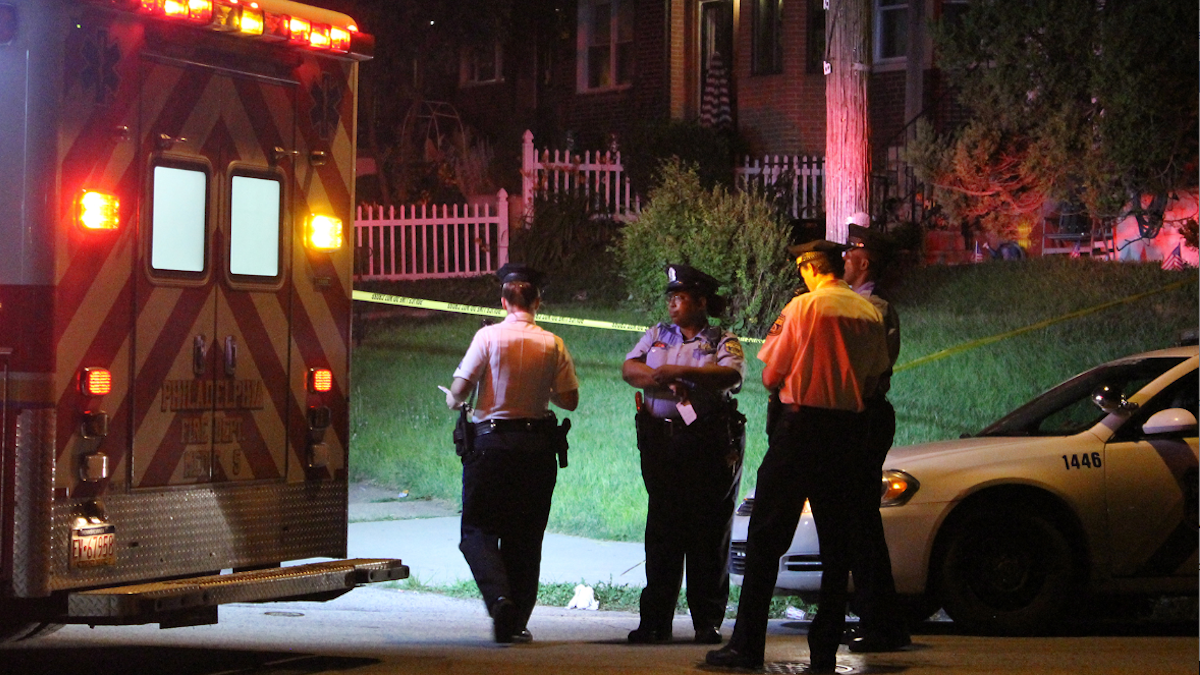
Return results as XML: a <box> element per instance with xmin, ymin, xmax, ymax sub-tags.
<box><xmin>306</xmin><ymin>215</ymin><xmax>343</xmax><ymax>250</ymax></box>
<box><xmin>81</xmin><ymin>368</ymin><xmax>113</xmax><ymax>397</ymax></box>
<box><xmin>309</xmin><ymin>368</ymin><xmax>334</xmax><ymax>393</ymax></box>
<box><xmin>78</xmin><ymin>190</ymin><xmax>120</xmax><ymax>231</ymax></box>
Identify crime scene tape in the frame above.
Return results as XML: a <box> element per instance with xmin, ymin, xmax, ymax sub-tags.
<box><xmin>355</xmin><ymin>275</ymin><xmax>1194</xmax><ymax>364</ymax></box>
<box><xmin>893</xmin><ymin>276</ymin><xmax>1197</xmax><ymax>373</ymax></box>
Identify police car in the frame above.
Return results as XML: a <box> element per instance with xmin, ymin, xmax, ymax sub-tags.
<box><xmin>730</xmin><ymin>345</ymin><xmax>1198</xmax><ymax>635</ymax></box>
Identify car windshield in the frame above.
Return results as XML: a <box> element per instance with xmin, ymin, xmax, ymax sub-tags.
<box><xmin>976</xmin><ymin>357</ymin><xmax>1187</xmax><ymax>437</ymax></box>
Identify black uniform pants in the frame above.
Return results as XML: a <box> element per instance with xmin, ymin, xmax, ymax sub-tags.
<box><xmin>728</xmin><ymin>406</ymin><xmax>868</xmax><ymax>663</ymax></box>
<box><xmin>636</xmin><ymin>412</ymin><xmax>744</xmax><ymax>633</ymax></box>
<box><xmin>851</xmin><ymin>396</ymin><xmax>903</xmax><ymax>634</ymax></box>
<box><xmin>459</xmin><ymin>428</ymin><xmax>558</xmax><ymax>629</ymax></box>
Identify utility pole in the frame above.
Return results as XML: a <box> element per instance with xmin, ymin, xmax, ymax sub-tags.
<box><xmin>824</xmin><ymin>0</ymin><xmax>871</xmax><ymax>243</ymax></box>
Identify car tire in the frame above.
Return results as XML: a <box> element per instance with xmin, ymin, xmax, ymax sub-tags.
<box><xmin>935</xmin><ymin>505</ymin><xmax>1077</xmax><ymax>635</ymax></box>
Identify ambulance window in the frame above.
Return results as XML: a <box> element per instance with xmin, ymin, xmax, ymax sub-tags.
<box><xmin>229</xmin><ymin>176</ymin><xmax>281</xmax><ymax>277</ymax></box>
<box><xmin>151</xmin><ymin>166</ymin><xmax>208</xmax><ymax>273</ymax></box>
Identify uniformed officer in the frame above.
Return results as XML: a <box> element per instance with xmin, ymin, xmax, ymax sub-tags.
<box><xmin>843</xmin><ymin>225</ymin><xmax>911</xmax><ymax>652</ymax></box>
<box><xmin>707</xmin><ymin>240</ymin><xmax>889</xmax><ymax>673</ymax></box>
<box><xmin>623</xmin><ymin>264</ymin><xmax>747</xmax><ymax>645</ymax></box>
<box><xmin>444</xmin><ymin>263</ymin><xmax>580</xmax><ymax>644</ymax></box>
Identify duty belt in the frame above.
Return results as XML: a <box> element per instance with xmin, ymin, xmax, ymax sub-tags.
<box><xmin>474</xmin><ymin>417</ymin><xmax>557</xmax><ymax>436</ymax></box>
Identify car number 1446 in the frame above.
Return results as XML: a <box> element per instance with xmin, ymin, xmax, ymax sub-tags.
<box><xmin>1062</xmin><ymin>452</ymin><xmax>1102</xmax><ymax>470</ymax></box>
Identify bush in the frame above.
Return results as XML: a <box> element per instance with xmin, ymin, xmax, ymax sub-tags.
<box><xmin>617</xmin><ymin>160</ymin><xmax>794</xmax><ymax>336</ymax></box>
<box><xmin>508</xmin><ymin>191</ymin><xmax>624</xmax><ymax>303</ymax></box>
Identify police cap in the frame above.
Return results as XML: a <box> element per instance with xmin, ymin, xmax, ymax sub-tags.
<box><xmin>847</xmin><ymin>224</ymin><xmax>894</xmax><ymax>254</ymax></box>
<box><xmin>496</xmin><ymin>263</ymin><xmax>545</xmax><ymax>286</ymax></box>
<box><xmin>665</xmin><ymin>263</ymin><xmax>720</xmax><ymax>296</ymax></box>
<box><xmin>787</xmin><ymin>239</ymin><xmax>848</xmax><ymax>265</ymax></box>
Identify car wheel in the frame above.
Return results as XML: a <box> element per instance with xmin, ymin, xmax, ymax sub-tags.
<box><xmin>935</xmin><ymin>505</ymin><xmax>1076</xmax><ymax>635</ymax></box>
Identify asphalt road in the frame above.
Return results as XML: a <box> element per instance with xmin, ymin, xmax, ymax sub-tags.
<box><xmin>1</xmin><ymin>586</ymin><xmax>1193</xmax><ymax>675</ymax></box>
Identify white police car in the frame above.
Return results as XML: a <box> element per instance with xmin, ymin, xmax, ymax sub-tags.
<box><xmin>730</xmin><ymin>345</ymin><xmax>1198</xmax><ymax>635</ymax></box>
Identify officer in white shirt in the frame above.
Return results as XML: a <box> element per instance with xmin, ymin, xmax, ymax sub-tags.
<box><xmin>445</xmin><ymin>264</ymin><xmax>579</xmax><ymax>644</ymax></box>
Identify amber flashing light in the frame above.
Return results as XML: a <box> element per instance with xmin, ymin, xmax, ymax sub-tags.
<box><xmin>307</xmin><ymin>215</ymin><xmax>343</xmax><ymax>250</ymax></box>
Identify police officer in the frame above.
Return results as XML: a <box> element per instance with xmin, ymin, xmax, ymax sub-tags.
<box><xmin>623</xmin><ymin>264</ymin><xmax>747</xmax><ymax>645</ymax></box>
<box><xmin>444</xmin><ymin>263</ymin><xmax>580</xmax><ymax>644</ymax></box>
<box><xmin>707</xmin><ymin>241</ymin><xmax>888</xmax><ymax>673</ymax></box>
<box><xmin>843</xmin><ymin>225</ymin><xmax>911</xmax><ymax>652</ymax></box>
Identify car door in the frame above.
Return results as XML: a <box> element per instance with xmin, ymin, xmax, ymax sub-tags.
<box><xmin>1103</xmin><ymin>366</ymin><xmax>1199</xmax><ymax>578</ymax></box>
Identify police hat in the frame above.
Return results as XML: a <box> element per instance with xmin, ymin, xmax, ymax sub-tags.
<box><xmin>665</xmin><ymin>263</ymin><xmax>720</xmax><ymax>296</ymax></box>
<box><xmin>847</xmin><ymin>225</ymin><xmax>894</xmax><ymax>254</ymax></box>
<box><xmin>496</xmin><ymin>263</ymin><xmax>545</xmax><ymax>286</ymax></box>
<box><xmin>787</xmin><ymin>239</ymin><xmax>848</xmax><ymax>265</ymax></box>
<box><xmin>665</xmin><ymin>263</ymin><xmax>725</xmax><ymax>316</ymax></box>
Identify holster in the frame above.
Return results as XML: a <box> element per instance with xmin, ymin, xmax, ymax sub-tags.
<box><xmin>765</xmin><ymin>391</ymin><xmax>782</xmax><ymax>437</ymax></box>
<box><xmin>554</xmin><ymin>418</ymin><xmax>571</xmax><ymax>468</ymax></box>
<box><xmin>453</xmin><ymin>404</ymin><xmax>474</xmax><ymax>457</ymax></box>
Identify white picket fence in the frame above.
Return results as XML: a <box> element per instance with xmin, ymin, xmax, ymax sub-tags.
<box><xmin>521</xmin><ymin>130</ymin><xmax>641</xmax><ymax>221</ymax></box>
<box><xmin>354</xmin><ymin>189</ymin><xmax>509</xmax><ymax>280</ymax></box>
<box><xmin>734</xmin><ymin>154</ymin><xmax>825</xmax><ymax>220</ymax></box>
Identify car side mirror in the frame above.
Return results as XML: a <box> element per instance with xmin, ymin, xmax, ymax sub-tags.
<box><xmin>1091</xmin><ymin>385</ymin><xmax>1138</xmax><ymax>416</ymax></box>
<box><xmin>1142</xmin><ymin>408</ymin><xmax>1198</xmax><ymax>435</ymax></box>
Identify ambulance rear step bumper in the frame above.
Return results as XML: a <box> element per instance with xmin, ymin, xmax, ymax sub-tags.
<box><xmin>67</xmin><ymin>558</ymin><xmax>408</xmax><ymax>621</ymax></box>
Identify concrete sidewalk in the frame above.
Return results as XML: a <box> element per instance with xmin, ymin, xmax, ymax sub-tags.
<box><xmin>344</xmin><ymin>484</ymin><xmax>648</xmax><ymax>589</ymax></box>
<box><xmin>347</xmin><ymin>517</ymin><xmax>648</xmax><ymax>588</ymax></box>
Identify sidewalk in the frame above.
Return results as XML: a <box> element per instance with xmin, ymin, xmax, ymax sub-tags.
<box><xmin>345</xmin><ymin>484</ymin><xmax>648</xmax><ymax>589</ymax></box>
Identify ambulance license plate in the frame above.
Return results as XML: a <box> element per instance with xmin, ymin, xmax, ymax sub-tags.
<box><xmin>70</xmin><ymin>524</ymin><xmax>116</xmax><ymax>568</ymax></box>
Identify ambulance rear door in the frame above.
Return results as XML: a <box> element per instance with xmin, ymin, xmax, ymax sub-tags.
<box><xmin>133</xmin><ymin>53</ymin><xmax>294</xmax><ymax>489</ymax></box>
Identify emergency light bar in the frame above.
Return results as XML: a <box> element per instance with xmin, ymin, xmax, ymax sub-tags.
<box><xmin>106</xmin><ymin>0</ymin><xmax>372</xmax><ymax>59</ymax></box>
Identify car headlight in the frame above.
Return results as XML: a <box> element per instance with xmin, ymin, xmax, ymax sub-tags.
<box><xmin>880</xmin><ymin>470</ymin><xmax>919</xmax><ymax>507</ymax></box>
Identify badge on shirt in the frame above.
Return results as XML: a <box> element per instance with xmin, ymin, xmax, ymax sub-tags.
<box><xmin>768</xmin><ymin>313</ymin><xmax>785</xmax><ymax>336</ymax></box>
<box><xmin>726</xmin><ymin>339</ymin><xmax>744</xmax><ymax>359</ymax></box>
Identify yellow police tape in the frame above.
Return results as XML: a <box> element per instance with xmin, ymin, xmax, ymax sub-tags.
<box><xmin>354</xmin><ymin>275</ymin><xmax>1195</xmax><ymax>367</ymax></box>
<box><xmin>892</xmin><ymin>276</ymin><xmax>1197</xmax><ymax>373</ymax></box>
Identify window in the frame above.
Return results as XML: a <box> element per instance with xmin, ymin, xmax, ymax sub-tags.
<box><xmin>875</xmin><ymin>0</ymin><xmax>908</xmax><ymax>61</ymax></box>
<box><xmin>229</xmin><ymin>175</ymin><xmax>281</xmax><ymax>278</ymax></box>
<box><xmin>461</xmin><ymin>42</ymin><xmax>503</xmax><ymax>85</ymax></box>
<box><xmin>806</xmin><ymin>0</ymin><xmax>826</xmax><ymax>74</ymax></box>
<box><xmin>151</xmin><ymin>165</ymin><xmax>208</xmax><ymax>273</ymax></box>
<box><xmin>751</xmin><ymin>0</ymin><xmax>783</xmax><ymax>75</ymax></box>
<box><xmin>578</xmin><ymin>0</ymin><xmax>633</xmax><ymax>91</ymax></box>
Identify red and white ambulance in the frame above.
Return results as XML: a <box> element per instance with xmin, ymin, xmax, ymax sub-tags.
<box><xmin>0</xmin><ymin>0</ymin><xmax>405</xmax><ymax>637</ymax></box>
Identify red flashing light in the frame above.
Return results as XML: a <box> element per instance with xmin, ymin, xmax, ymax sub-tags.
<box><xmin>288</xmin><ymin>16</ymin><xmax>310</xmax><ymax>44</ymax></box>
<box><xmin>329</xmin><ymin>26</ymin><xmax>351</xmax><ymax>52</ymax></box>
<box><xmin>78</xmin><ymin>190</ymin><xmax>120</xmax><ymax>231</ymax></box>
<box><xmin>309</xmin><ymin>368</ymin><xmax>333</xmax><ymax>393</ymax></box>
<box><xmin>308</xmin><ymin>23</ymin><xmax>331</xmax><ymax>49</ymax></box>
<box><xmin>81</xmin><ymin>368</ymin><xmax>113</xmax><ymax>397</ymax></box>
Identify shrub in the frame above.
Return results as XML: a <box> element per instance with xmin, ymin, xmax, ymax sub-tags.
<box><xmin>618</xmin><ymin>160</ymin><xmax>794</xmax><ymax>336</ymax></box>
<box><xmin>508</xmin><ymin>191</ymin><xmax>624</xmax><ymax>303</ymax></box>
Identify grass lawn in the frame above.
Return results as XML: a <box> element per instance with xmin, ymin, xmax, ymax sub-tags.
<box><xmin>350</xmin><ymin>259</ymin><xmax>1198</xmax><ymax>542</ymax></box>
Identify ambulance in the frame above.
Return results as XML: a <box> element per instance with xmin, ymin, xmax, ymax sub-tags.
<box><xmin>0</xmin><ymin>0</ymin><xmax>405</xmax><ymax>638</ymax></box>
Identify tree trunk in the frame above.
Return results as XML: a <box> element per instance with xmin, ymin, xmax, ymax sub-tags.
<box><xmin>824</xmin><ymin>0</ymin><xmax>871</xmax><ymax>243</ymax></box>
